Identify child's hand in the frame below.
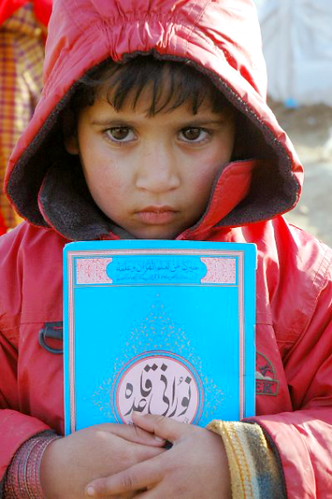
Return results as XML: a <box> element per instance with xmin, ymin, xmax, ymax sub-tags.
<box><xmin>85</xmin><ymin>412</ymin><xmax>231</xmax><ymax>498</ymax></box>
<box><xmin>40</xmin><ymin>422</ymin><xmax>166</xmax><ymax>498</ymax></box>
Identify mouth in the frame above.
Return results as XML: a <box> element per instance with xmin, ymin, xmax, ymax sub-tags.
<box><xmin>135</xmin><ymin>206</ymin><xmax>178</xmax><ymax>225</ymax></box>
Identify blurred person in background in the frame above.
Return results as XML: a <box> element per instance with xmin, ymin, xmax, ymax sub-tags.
<box><xmin>0</xmin><ymin>0</ymin><xmax>52</xmax><ymax>231</ymax></box>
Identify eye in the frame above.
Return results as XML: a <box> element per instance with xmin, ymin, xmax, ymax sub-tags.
<box><xmin>180</xmin><ymin>127</ymin><xmax>210</xmax><ymax>143</ymax></box>
<box><xmin>105</xmin><ymin>127</ymin><xmax>136</xmax><ymax>143</ymax></box>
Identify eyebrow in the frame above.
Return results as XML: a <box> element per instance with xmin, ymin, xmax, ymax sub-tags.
<box><xmin>90</xmin><ymin>118</ymin><xmax>228</xmax><ymax>127</ymax></box>
<box><xmin>181</xmin><ymin>119</ymin><xmax>228</xmax><ymax>126</ymax></box>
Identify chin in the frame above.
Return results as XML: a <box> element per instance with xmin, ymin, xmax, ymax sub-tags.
<box><xmin>133</xmin><ymin>228</ymin><xmax>181</xmax><ymax>240</ymax></box>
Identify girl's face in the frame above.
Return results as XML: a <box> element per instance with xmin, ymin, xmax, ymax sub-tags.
<box><xmin>66</xmin><ymin>88</ymin><xmax>235</xmax><ymax>239</ymax></box>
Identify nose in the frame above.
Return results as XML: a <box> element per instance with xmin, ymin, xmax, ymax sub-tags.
<box><xmin>135</xmin><ymin>143</ymin><xmax>181</xmax><ymax>193</ymax></box>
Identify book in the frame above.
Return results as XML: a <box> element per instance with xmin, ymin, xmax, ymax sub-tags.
<box><xmin>63</xmin><ymin>240</ymin><xmax>256</xmax><ymax>435</ymax></box>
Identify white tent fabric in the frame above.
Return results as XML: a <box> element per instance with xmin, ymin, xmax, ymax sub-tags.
<box><xmin>254</xmin><ymin>0</ymin><xmax>332</xmax><ymax>106</ymax></box>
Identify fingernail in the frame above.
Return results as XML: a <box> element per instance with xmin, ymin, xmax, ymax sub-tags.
<box><xmin>86</xmin><ymin>486</ymin><xmax>96</xmax><ymax>496</ymax></box>
<box><xmin>154</xmin><ymin>436</ymin><xmax>165</xmax><ymax>443</ymax></box>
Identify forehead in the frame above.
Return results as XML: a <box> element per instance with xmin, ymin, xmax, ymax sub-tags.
<box><xmin>97</xmin><ymin>82</ymin><xmax>227</xmax><ymax>118</ymax></box>
<box><xmin>91</xmin><ymin>58</ymin><xmax>232</xmax><ymax>117</ymax></box>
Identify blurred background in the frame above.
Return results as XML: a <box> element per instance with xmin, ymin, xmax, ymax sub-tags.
<box><xmin>0</xmin><ymin>0</ymin><xmax>52</xmax><ymax>234</ymax></box>
<box><xmin>254</xmin><ymin>0</ymin><xmax>332</xmax><ymax>247</ymax></box>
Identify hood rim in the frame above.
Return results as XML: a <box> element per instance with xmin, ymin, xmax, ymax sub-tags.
<box><xmin>5</xmin><ymin>44</ymin><xmax>303</xmax><ymax>239</ymax></box>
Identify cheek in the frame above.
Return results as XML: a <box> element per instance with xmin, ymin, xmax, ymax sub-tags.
<box><xmin>192</xmin><ymin>155</ymin><xmax>223</xmax><ymax>188</ymax></box>
<box><xmin>199</xmin><ymin>137</ymin><xmax>234</xmax><ymax>181</ymax></box>
<box><xmin>84</xmin><ymin>170</ymin><xmax>126</xmax><ymax>221</ymax></box>
<box><xmin>92</xmin><ymin>174</ymin><xmax>125</xmax><ymax>210</ymax></box>
<box><xmin>187</xmin><ymin>147</ymin><xmax>231</xmax><ymax>206</ymax></box>
<box><xmin>82</xmin><ymin>153</ymin><xmax>124</xmax><ymax>191</ymax></box>
<box><xmin>186</xmin><ymin>168</ymin><xmax>217</xmax><ymax>215</ymax></box>
<box><xmin>196</xmin><ymin>173</ymin><xmax>216</xmax><ymax>208</ymax></box>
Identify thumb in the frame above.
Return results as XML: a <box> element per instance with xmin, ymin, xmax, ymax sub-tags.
<box><xmin>132</xmin><ymin>412</ymin><xmax>191</xmax><ymax>443</ymax></box>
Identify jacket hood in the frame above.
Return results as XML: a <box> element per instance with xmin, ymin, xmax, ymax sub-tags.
<box><xmin>5</xmin><ymin>0</ymin><xmax>303</xmax><ymax>241</ymax></box>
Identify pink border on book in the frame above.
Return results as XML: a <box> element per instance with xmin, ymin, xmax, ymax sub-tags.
<box><xmin>66</xmin><ymin>248</ymin><xmax>246</xmax><ymax>432</ymax></box>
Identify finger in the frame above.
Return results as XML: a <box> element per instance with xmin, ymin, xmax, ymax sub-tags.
<box><xmin>132</xmin><ymin>412</ymin><xmax>193</xmax><ymax>443</ymax></box>
<box><xmin>92</xmin><ymin>422</ymin><xmax>166</xmax><ymax>447</ymax></box>
<box><xmin>132</xmin><ymin>443</ymin><xmax>166</xmax><ymax>464</ymax></box>
<box><xmin>135</xmin><ymin>487</ymin><xmax>162</xmax><ymax>498</ymax></box>
<box><xmin>85</xmin><ymin>456</ymin><xmax>163</xmax><ymax>497</ymax></box>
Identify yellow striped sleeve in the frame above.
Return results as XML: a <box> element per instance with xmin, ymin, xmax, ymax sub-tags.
<box><xmin>208</xmin><ymin>420</ymin><xmax>286</xmax><ymax>498</ymax></box>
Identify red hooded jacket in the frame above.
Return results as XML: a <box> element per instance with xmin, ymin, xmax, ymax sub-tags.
<box><xmin>1</xmin><ymin>0</ymin><xmax>332</xmax><ymax>497</ymax></box>
<box><xmin>0</xmin><ymin>212</ymin><xmax>6</xmax><ymax>235</ymax></box>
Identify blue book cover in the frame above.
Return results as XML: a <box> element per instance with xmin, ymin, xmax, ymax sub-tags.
<box><xmin>63</xmin><ymin>240</ymin><xmax>256</xmax><ymax>435</ymax></box>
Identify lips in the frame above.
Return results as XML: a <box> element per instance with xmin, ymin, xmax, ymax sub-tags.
<box><xmin>135</xmin><ymin>206</ymin><xmax>178</xmax><ymax>225</ymax></box>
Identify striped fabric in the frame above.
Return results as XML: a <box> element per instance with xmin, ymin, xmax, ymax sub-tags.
<box><xmin>3</xmin><ymin>431</ymin><xmax>61</xmax><ymax>498</ymax></box>
<box><xmin>0</xmin><ymin>3</ymin><xmax>45</xmax><ymax>229</ymax></box>
<box><xmin>209</xmin><ymin>420</ymin><xmax>286</xmax><ymax>498</ymax></box>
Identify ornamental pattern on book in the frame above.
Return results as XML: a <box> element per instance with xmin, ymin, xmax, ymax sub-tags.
<box><xmin>92</xmin><ymin>300</ymin><xmax>224</xmax><ymax>424</ymax></box>
<box><xmin>76</xmin><ymin>256</ymin><xmax>237</xmax><ymax>285</ymax></box>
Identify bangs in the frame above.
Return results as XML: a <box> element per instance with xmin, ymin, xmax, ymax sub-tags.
<box><xmin>72</xmin><ymin>55</ymin><xmax>231</xmax><ymax>116</ymax></box>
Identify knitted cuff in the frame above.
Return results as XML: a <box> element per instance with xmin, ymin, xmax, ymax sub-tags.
<box><xmin>3</xmin><ymin>431</ymin><xmax>61</xmax><ymax>498</ymax></box>
<box><xmin>208</xmin><ymin>420</ymin><xmax>286</xmax><ymax>499</ymax></box>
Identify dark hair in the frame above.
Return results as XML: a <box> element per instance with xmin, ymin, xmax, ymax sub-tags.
<box><xmin>70</xmin><ymin>54</ymin><xmax>233</xmax><ymax>116</ymax></box>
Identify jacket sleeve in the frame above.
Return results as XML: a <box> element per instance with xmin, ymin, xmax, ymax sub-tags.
<box><xmin>252</xmin><ymin>247</ymin><xmax>332</xmax><ymax>498</ymax></box>
<box><xmin>0</xmin><ymin>329</ymin><xmax>52</xmax><ymax>484</ymax></box>
<box><xmin>209</xmin><ymin>419</ymin><xmax>286</xmax><ymax>498</ymax></box>
<box><xmin>0</xmin><ymin>227</ymin><xmax>55</xmax><ymax>483</ymax></box>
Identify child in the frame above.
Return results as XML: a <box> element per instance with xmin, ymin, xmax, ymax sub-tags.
<box><xmin>0</xmin><ymin>0</ymin><xmax>331</xmax><ymax>497</ymax></box>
